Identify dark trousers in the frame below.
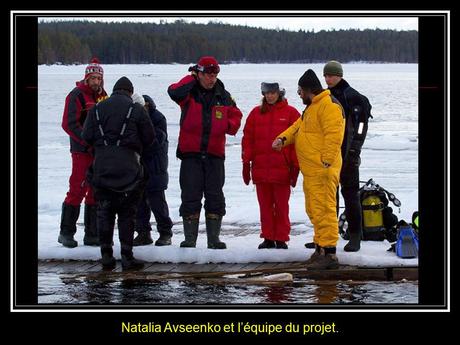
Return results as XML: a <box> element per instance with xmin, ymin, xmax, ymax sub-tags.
<box><xmin>337</xmin><ymin>156</ymin><xmax>363</xmax><ymax>235</ymax></box>
<box><xmin>179</xmin><ymin>156</ymin><xmax>226</xmax><ymax>217</ymax></box>
<box><xmin>136</xmin><ymin>190</ymin><xmax>173</xmax><ymax>235</ymax></box>
<box><xmin>95</xmin><ymin>187</ymin><xmax>142</xmax><ymax>248</ymax></box>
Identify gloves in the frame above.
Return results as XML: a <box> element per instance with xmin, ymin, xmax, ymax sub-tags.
<box><xmin>346</xmin><ymin>149</ymin><xmax>361</xmax><ymax>167</ymax></box>
<box><xmin>242</xmin><ymin>162</ymin><xmax>251</xmax><ymax>185</ymax></box>
<box><xmin>188</xmin><ymin>65</ymin><xmax>198</xmax><ymax>78</ymax></box>
<box><xmin>290</xmin><ymin>166</ymin><xmax>300</xmax><ymax>188</ymax></box>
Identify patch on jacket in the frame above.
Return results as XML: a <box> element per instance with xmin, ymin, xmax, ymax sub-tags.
<box><xmin>215</xmin><ymin>107</ymin><xmax>223</xmax><ymax>120</ymax></box>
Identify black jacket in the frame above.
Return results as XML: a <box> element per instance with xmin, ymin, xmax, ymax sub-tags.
<box><xmin>329</xmin><ymin>79</ymin><xmax>371</xmax><ymax>160</ymax></box>
<box><xmin>82</xmin><ymin>90</ymin><xmax>155</xmax><ymax>152</ymax></box>
<box><xmin>142</xmin><ymin>95</ymin><xmax>169</xmax><ymax>191</ymax></box>
<box><xmin>82</xmin><ymin>90</ymin><xmax>155</xmax><ymax>192</ymax></box>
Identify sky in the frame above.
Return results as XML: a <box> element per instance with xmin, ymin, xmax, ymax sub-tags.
<box><xmin>38</xmin><ymin>16</ymin><xmax>418</xmax><ymax>32</ymax></box>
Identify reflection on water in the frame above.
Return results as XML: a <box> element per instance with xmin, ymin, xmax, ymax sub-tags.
<box><xmin>38</xmin><ymin>273</ymin><xmax>418</xmax><ymax>305</ymax></box>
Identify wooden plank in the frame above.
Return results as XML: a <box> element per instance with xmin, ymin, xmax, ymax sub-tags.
<box><xmin>295</xmin><ymin>267</ymin><xmax>388</xmax><ymax>281</ymax></box>
<box><xmin>142</xmin><ymin>263</ymin><xmax>177</xmax><ymax>273</ymax></box>
<box><xmin>391</xmin><ymin>267</ymin><xmax>419</xmax><ymax>281</ymax></box>
<box><xmin>37</xmin><ymin>260</ymin><xmax>418</xmax><ymax>281</ymax></box>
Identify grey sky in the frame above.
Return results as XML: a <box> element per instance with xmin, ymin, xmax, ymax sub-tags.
<box><xmin>39</xmin><ymin>16</ymin><xmax>418</xmax><ymax>32</ymax></box>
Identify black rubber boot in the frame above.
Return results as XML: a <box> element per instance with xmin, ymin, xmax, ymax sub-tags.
<box><xmin>58</xmin><ymin>203</ymin><xmax>80</xmax><ymax>248</ymax></box>
<box><xmin>304</xmin><ymin>242</ymin><xmax>315</xmax><ymax>249</ymax></box>
<box><xmin>121</xmin><ymin>244</ymin><xmax>144</xmax><ymax>270</ymax></box>
<box><xmin>83</xmin><ymin>204</ymin><xmax>99</xmax><ymax>246</ymax></box>
<box><xmin>133</xmin><ymin>231</ymin><xmax>154</xmax><ymax>246</ymax></box>
<box><xmin>206</xmin><ymin>214</ymin><xmax>226</xmax><ymax>249</ymax></box>
<box><xmin>344</xmin><ymin>231</ymin><xmax>362</xmax><ymax>252</ymax></box>
<box><xmin>155</xmin><ymin>232</ymin><xmax>172</xmax><ymax>246</ymax></box>
<box><xmin>180</xmin><ymin>215</ymin><xmax>199</xmax><ymax>248</ymax></box>
<box><xmin>258</xmin><ymin>239</ymin><xmax>276</xmax><ymax>249</ymax></box>
<box><xmin>100</xmin><ymin>245</ymin><xmax>116</xmax><ymax>269</ymax></box>
<box><xmin>275</xmin><ymin>241</ymin><xmax>288</xmax><ymax>249</ymax></box>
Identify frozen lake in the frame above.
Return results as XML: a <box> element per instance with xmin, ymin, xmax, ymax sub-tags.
<box><xmin>37</xmin><ymin>63</ymin><xmax>418</xmax><ymax>265</ymax></box>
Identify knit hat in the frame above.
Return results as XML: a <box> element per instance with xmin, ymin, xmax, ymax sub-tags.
<box><xmin>85</xmin><ymin>57</ymin><xmax>104</xmax><ymax>79</ymax></box>
<box><xmin>131</xmin><ymin>93</ymin><xmax>145</xmax><ymax>106</ymax></box>
<box><xmin>261</xmin><ymin>82</ymin><xmax>285</xmax><ymax>97</ymax></box>
<box><xmin>196</xmin><ymin>56</ymin><xmax>220</xmax><ymax>74</ymax></box>
<box><xmin>113</xmin><ymin>76</ymin><xmax>134</xmax><ymax>93</ymax></box>
<box><xmin>298</xmin><ymin>69</ymin><xmax>323</xmax><ymax>91</ymax></box>
<box><xmin>323</xmin><ymin>60</ymin><xmax>343</xmax><ymax>77</ymax></box>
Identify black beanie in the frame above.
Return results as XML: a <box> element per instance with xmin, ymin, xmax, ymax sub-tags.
<box><xmin>298</xmin><ymin>69</ymin><xmax>322</xmax><ymax>91</ymax></box>
<box><xmin>113</xmin><ymin>76</ymin><xmax>134</xmax><ymax>93</ymax></box>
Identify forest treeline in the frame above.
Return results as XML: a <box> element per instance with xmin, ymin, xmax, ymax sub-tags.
<box><xmin>38</xmin><ymin>20</ymin><xmax>418</xmax><ymax>65</ymax></box>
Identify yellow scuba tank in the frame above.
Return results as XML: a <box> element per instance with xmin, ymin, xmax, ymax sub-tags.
<box><xmin>362</xmin><ymin>194</ymin><xmax>385</xmax><ymax>230</ymax></box>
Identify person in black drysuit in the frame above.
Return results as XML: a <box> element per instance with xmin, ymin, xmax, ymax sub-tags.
<box><xmin>132</xmin><ymin>94</ymin><xmax>174</xmax><ymax>247</ymax></box>
<box><xmin>82</xmin><ymin>77</ymin><xmax>155</xmax><ymax>269</ymax></box>
<box><xmin>321</xmin><ymin>60</ymin><xmax>371</xmax><ymax>252</ymax></box>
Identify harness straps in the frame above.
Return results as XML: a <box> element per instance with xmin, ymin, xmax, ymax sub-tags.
<box><xmin>95</xmin><ymin>103</ymin><xmax>134</xmax><ymax>147</ymax></box>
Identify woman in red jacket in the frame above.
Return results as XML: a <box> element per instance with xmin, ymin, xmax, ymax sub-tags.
<box><xmin>241</xmin><ymin>82</ymin><xmax>301</xmax><ymax>249</ymax></box>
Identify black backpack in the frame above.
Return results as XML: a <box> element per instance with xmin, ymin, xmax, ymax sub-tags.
<box><xmin>87</xmin><ymin>104</ymin><xmax>144</xmax><ymax>193</ymax></box>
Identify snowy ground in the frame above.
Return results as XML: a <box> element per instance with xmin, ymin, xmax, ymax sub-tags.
<box><xmin>37</xmin><ymin>63</ymin><xmax>418</xmax><ymax>267</ymax></box>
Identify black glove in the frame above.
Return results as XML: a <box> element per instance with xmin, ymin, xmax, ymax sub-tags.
<box><xmin>346</xmin><ymin>149</ymin><xmax>361</xmax><ymax>167</ymax></box>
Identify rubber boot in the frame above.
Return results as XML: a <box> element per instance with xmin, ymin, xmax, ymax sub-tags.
<box><xmin>304</xmin><ymin>242</ymin><xmax>315</xmax><ymax>249</ymax></box>
<box><xmin>58</xmin><ymin>202</ymin><xmax>80</xmax><ymax>248</ymax></box>
<box><xmin>344</xmin><ymin>231</ymin><xmax>362</xmax><ymax>252</ymax></box>
<box><xmin>180</xmin><ymin>214</ymin><xmax>199</xmax><ymax>248</ymax></box>
<box><xmin>120</xmin><ymin>244</ymin><xmax>144</xmax><ymax>270</ymax></box>
<box><xmin>275</xmin><ymin>241</ymin><xmax>288</xmax><ymax>249</ymax></box>
<box><xmin>206</xmin><ymin>213</ymin><xmax>226</xmax><ymax>249</ymax></box>
<box><xmin>258</xmin><ymin>239</ymin><xmax>276</xmax><ymax>249</ymax></box>
<box><xmin>155</xmin><ymin>232</ymin><xmax>172</xmax><ymax>246</ymax></box>
<box><xmin>133</xmin><ymin>231</ymin><xmax>154</xmax><ymax>246</ymax></box>
<box><xmin>100</xmin><ymin>244</ymin><xmax>116</xmax><ymax>269</ymax></box>
<box><xmin>83</xmin><ymin>204</ymin><xmax>99</xmax><ymax>246</ymax></box>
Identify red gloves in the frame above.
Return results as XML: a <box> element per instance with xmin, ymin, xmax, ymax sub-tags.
<box><xmin>242</xmin><ymin>162</ymin><xmax>251</xmax><ymax>185</ymax></box>
<box><xmin>290</xmin><ymin>166</ymin><xmax>300</xmax><ymax>187</ymax></box>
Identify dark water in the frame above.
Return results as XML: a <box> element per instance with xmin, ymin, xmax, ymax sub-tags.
<box><xmin>38</xmin><ymin>273</ymin><xmax>418</xmax><ymax>305</ymax></box>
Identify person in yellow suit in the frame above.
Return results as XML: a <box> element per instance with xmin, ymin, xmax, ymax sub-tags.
<box><xmin>272</xmin><ymin>69</ymin><xmax>345</xmax><ymax>270</ymax></box>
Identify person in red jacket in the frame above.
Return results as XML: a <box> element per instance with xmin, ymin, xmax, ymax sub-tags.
<box><xmin>168</xmin><ymin>56</ymin><xmax>243</xmax><ymax>249</ymax></box>
<box><xmin>58</xmin><ymin>58</ymin><xmax>108</xmax><ymax>248</ymax></box>
<box><xmin>241</xmin><ymin>82</ymin><xmax>300</xmax><ymax>249</ymax></box>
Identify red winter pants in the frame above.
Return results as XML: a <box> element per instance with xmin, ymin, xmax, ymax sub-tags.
<box><xmin>255</xmin><ymin>183</ymin><xmax>291</xmax><ymax>242</ymax></box>
<box><xmin>64</xmin><ymin>152</ymin><xmax>95</xmax><ymax>206</ymax></box>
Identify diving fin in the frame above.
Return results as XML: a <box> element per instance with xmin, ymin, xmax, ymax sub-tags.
<box><xmin>396</xmin><ymin>225</ymin><xmax>419</xmax><ymax>258</ymax></box>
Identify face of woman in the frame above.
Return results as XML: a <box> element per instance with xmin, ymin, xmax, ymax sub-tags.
<box><xmin>264</xmin><ymin>91</ymin><xmax>279</xmax><ymax>104</ymax></box>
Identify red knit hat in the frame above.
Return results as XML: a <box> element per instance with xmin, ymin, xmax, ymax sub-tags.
<box><xmin>197</xmin><ymin>56</ymin><xmax>220</xmax><ymax>74</ymax></box>
<box><xmin>85</xmin><ymin>57</ymin><xmax>104</xmax><ymax>79</ymax></box>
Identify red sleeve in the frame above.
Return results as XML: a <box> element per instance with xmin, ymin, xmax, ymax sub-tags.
<box><xmin>241</xmin><ymin>109</ymin><xmax>255</xmax><ymax>163</ymax></box>
<box><xmin>226</xmin><ymin>104</ymin><xmax>243</xmax><ymax>136</ymax></box>
<box><xmin>167</xmin><ymin>75</ymin><xmax>196</xmax><ymax>107</ymax></box>
<box><xmin>61</xmin><ymin>92</ymin><xmax>88</xmax><ymax>147</ymax></box>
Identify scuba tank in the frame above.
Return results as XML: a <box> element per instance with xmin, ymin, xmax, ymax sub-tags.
<box><xmin>361</xmin><ymin>182</ymin><xmax>386</xmax><ymax>240</ymax></box>
<box><xmin>362</xmin><ymin>194</ymin><xmax>384</xmax><ymax>230</ymax></box>
<box><xmin>339</xmin><ymin>179</ymin><xmax>401</xmax><ymax>241</ymax></box>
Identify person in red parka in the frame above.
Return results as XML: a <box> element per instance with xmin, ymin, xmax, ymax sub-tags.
<box><xmin>241</xmin><ymin>82</ymin><xmax>300</xmax><ymax>249</ymax></box>
<box><xmin>58</xmin><ymin>58</ymin><xmax>108</xmax><ymax>248</ymax></box>
<box><xmin>168</xmin><ymin>56</ymin><xmax>243</xmax><ymax>249</ymax></box>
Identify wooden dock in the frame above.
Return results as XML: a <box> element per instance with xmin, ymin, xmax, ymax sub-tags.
<box><xmin>38</xmin><ymin>260</ymin><xmax>418</xmax><ymax>282</ymax></box>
